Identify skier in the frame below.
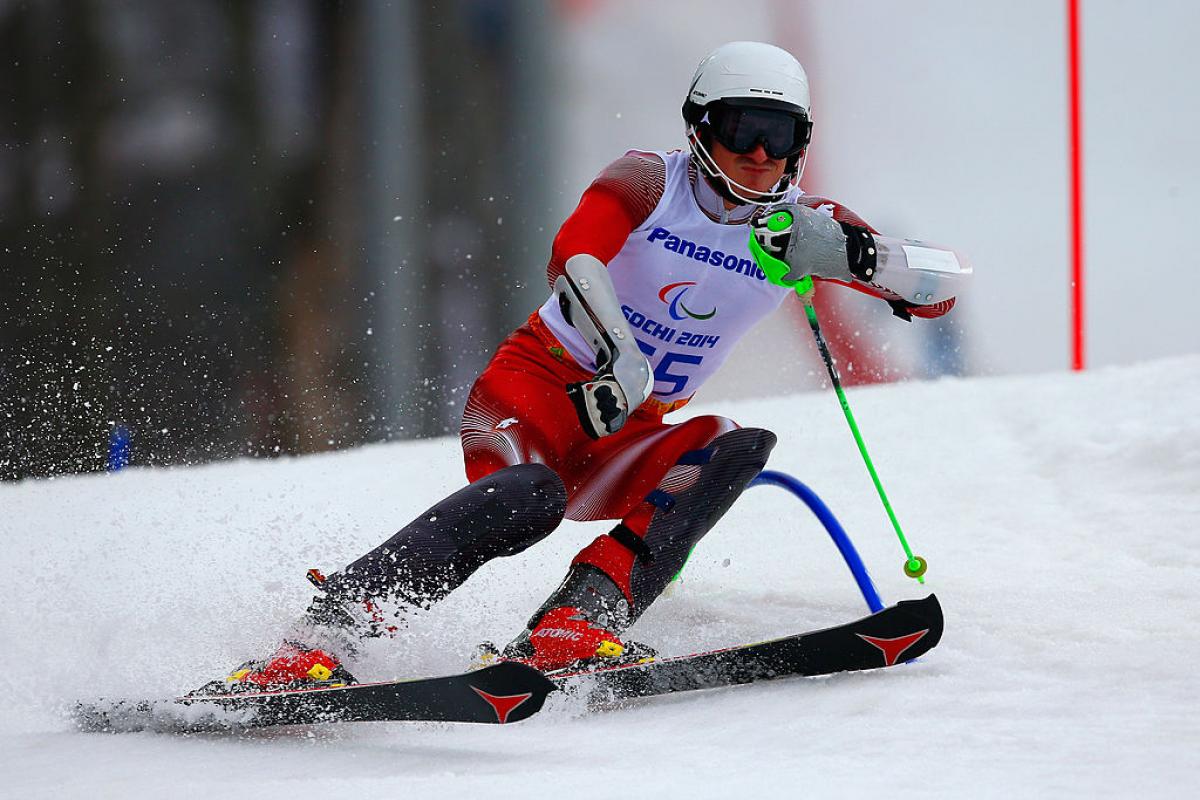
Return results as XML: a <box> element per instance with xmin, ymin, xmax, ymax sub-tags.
<box><xmin>214</xmin><ymin>41</ymin><xmax>962</xmax><ymax>692</ymax></box>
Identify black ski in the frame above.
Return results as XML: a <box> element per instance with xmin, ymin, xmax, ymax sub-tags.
<box><xmin>75</xmin><ymin>595</ymin><xmax>941</xmax><ymax>732</ymax></box>
<box><xmin>74</xmin><ymin>660</ymin><xmax>557</xmax><ymax>733</ymax></box>
<box><xmin>549</xmin><ymin>593</ymin><xmax>943</xmax><ymax>703</ymax></box>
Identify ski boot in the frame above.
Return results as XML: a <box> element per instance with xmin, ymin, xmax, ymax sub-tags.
<box><xmin>291</xmin><ymin>568</ymin><xmax>402</xmax><ymax>657</ymax></box>
<box><xmin>192</xmin><ymin>569</ymin><xmax>398</xmax><ymax>696</ymax></box>
<box><xmin>501</xmin><ymin>606</ymin><xmax>624</xmax><ymax>672</ymax></box>
<box><xmin>498</xmin><ymin>606</ymin><xmax>656</xmax><ymax>674</ymax></box>
<box><xmin>490</xmin><ymin>563</ymin><xmax>656</xmax><ymax>673</ymax></box>
<box><xmin>192</xmin><ymin>640</ymin><xmax>357</xmax><ymax>696</ymax></box>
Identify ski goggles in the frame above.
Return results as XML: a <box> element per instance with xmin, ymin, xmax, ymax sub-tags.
<box><xmin>705</xmin><ymin>101</ymin><xmax>812</xmax><ymax>160</ymax></box>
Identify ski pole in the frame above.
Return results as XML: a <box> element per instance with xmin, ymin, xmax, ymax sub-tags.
<box><xmin>750</xmin><ymin>213</ymin><xmax>928</xmax><ymax>584</ymax></box>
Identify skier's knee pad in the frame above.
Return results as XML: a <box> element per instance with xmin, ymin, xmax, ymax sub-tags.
<box><xmin>628</xmin><ymin>427</ymin><xmax>776</xmax><ymax>616</ymax></box>
<box><xmin>329</xmin><ymin>463</ymin><xmax>566</xmax><ymax>605</ymax></box>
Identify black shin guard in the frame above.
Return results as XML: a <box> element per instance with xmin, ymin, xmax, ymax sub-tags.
<box><xmin>528</xmin><ymin>564</ymin><xmax>631</xmax><ymax>632</ymax></box>
<box><xmin>627</xmin><ymin>427</ymin><xmax>776</xmax><ymax>621</ymax></box>
<box><xmin>323</xmin><ymin>464</ymin><xmax>567</xmax><ymax>607</ymax></box>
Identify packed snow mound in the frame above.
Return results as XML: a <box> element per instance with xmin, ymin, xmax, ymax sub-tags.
<box><xmin>2</xmin><ymin>356</ymin><xmax>1197</xmax><ymax>798</ymax></box>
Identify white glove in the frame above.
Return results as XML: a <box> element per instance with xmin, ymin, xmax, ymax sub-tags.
<box><xmin>567</xmin><ymin>372</ymin><xmax>633</xmax><ymax>439</ymax></box>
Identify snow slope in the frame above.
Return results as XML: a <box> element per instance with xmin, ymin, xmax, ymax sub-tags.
<box><xmin>2</xmin><ymin>358</ymin><xmax>1198</xmax><ymax>798</ymax></box>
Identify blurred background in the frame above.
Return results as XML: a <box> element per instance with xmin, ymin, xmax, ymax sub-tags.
<box><xmin>2</xmin><ymin>0</ymin><xmax>1196</xmax><ymax>481</ymax></box>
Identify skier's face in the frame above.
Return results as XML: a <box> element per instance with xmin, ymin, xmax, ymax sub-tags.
<box><xmin>710</xmin><ymin>139</ymin><xmax>787</xmax><ymax>199</ymax></box>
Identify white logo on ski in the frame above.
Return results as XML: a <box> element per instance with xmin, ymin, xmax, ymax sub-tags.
<box><xmin>531</xmin><ymin>627</ymin><xmax>583</xmax><ymax>642</ymax></box>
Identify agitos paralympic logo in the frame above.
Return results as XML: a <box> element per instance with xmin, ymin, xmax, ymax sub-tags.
<box><xmin>658</xmin><ymin>282</ymin><xmax>716</xmax><ymax>321</ymax></box>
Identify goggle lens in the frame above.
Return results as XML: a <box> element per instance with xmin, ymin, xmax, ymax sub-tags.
<box><xmin>709</xmin><ymin>105</ymin><xmax>810</xmax><ymax>159</ymax></box>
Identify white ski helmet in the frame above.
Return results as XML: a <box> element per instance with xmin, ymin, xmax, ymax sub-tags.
<box><xmin>682</xmin><ymin>41</ymin><xmax>813</xmax><ymax>205</ymax></box>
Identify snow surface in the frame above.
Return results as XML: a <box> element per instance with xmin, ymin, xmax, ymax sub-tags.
<box><xmin>3</xmin><ymin>357</ymin><xmax>1198</xmax><ymax>798</ymax></box>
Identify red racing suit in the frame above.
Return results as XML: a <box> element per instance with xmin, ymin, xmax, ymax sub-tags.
<box><xmin>460</xmin><ymin>151</ymin><xmax>952</xmax><ymax>603</ymax></box>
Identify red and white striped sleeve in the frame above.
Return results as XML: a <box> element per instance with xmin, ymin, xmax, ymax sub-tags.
<box><xmin>545</xmin><ymin>152</ymin><xmax>666</xmax><ymax>287</ymax></box>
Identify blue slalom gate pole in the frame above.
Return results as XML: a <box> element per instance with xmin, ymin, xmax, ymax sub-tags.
<box><xmin>749</xmin><ymin>469</ymin><xmax>884</xmax><ymax>613</ymax></box>
<box><xmin>107</xmin><ymin>425</ymin><xmax>131</xmax><ymax>472</ymax></box>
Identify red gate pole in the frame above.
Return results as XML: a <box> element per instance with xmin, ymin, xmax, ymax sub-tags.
<box><xmin>1068</xmin><ymin>0</ymin><xmax>1086</xmax><ymax>370</ymax></box>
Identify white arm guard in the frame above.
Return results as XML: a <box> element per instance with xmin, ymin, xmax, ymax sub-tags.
<box><xmin>554</xmin><ymin>254</ymin><xmax>653</xmax><ymax>438</ymax></box>
<box><xmin>870</xmin><ymin>235</ymin><xmax>971</xmax><ymax>306</ymax></box>
<box><xmin>751</xmin><ymin>204</ymin><xmax>970</xmax><ymax>307</ymax></box>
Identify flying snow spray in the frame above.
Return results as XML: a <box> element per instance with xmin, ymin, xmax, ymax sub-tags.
<box><xmin>750</xmin><ymin>210</ymin><xmax>928</xmax><ymax>584</ymax></box>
